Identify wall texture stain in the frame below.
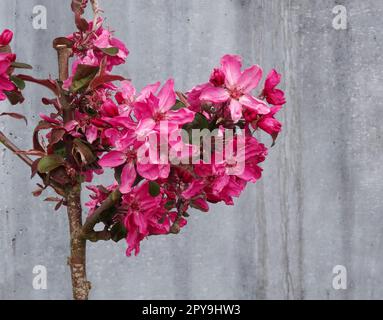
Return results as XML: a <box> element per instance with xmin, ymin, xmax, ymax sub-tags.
<box><xmin>1</xmin><ymin>0</ymin><xmax>383</xmax><ymax>300</ymax></box>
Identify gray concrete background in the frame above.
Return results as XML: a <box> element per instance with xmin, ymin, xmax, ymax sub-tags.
<box><xmin>0</xmin><ymin>0</ymin><xmax>382</xmax><ymax>300</ymax></box>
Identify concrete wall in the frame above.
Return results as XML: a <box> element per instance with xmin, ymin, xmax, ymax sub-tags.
<box><xmin>1</xmin><ymin>0</ymin><xmax>382</xmax><ymax>300</ymax></box>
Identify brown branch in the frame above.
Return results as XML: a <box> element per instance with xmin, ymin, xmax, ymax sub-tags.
<box><xmin>169</xmin><ymin>199</ymin><xmax>186</xmax><ymax>234</ymax></box>
<box><xmin>54</xmin><ymin>40</ymin><xmax>89</xmax><ymax>300</ymax></box>
<box><xmin>86</xmin><ymin>228</ymin><xmax>111</xmax><ymax>242</ymax></box>
<box><xmin>0</xmin><ymin>130</ymin><xmax>33</xmax><ymax>167</ymax></box>
<box><xmin>81</xmin><ymin>189</ymin><xmax>122</xmax><ymax>239</ymax></box>
<box><xmin>0</xmin><ymin>130</ymin><xmax>67</xmax><ymax>196</ymax></box>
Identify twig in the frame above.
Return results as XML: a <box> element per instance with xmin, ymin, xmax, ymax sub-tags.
<box><xmin>0</xmin><ymin>130</ymin><xmax>66</xmax><ymax>196</ymax></box>
<box><xmin>90</xmin><ymin>0</ymin><xmax>101</xmax><ymax>31</ymax></box>
<box><xmin>81</xmin><ymin>189</ymin><xmax>122</xmax><ymax>238</ymax></box>
<box><xmin>0</xmin><ymin>130</ymin><xmax>34</xmax><ymax>167</ymax></box>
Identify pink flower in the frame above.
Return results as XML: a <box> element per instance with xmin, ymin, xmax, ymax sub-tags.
<box><xmin>120</xmin><ymin>182</ymin><xmax>170</xmax><ymax>256</ymax></box>
<box><xmin>262</xmin><ymin>69</ymin><xmax>286</xmax><ymax>105</ymax></box>
<box><xmin>244</xmin><ymin>104</ymin><xmax>282</xmax><ymax>137</ymax></box>
<box><xmin>85</xmin><ymin>184</ymin><xmax>118</xmax><ymax>216</ymax></box>
<box><xmin>200</xmin><ymin>55</ymin><xmax>270</xmax><ymax>123</ymax></box>
<box><xmin>256</xmin><ymin>105</ymin><xmax>283</xmax><ymax>135</ymax></box>
<box><xmin>0</xmin><ymin>52</ymin><xmax>16</xmax><ymax>101</ymax></box>
<box><xmin>99</xmin><ymin>138</ymin><xmax>170</xmax><ymax>194</ymax></box>
<box><xmin>133</xmin><ymin>79</ymin><xmax>195</xmax><ymax>135</ymax></box>
<box><xmin>93</xmin><ymin>28</ymin><xmax>129</xmax><ymax>69</ymax></box>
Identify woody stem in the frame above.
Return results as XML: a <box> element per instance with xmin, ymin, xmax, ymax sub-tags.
<box><xmin>54</xmin><ymin>42</ymin><xmax>90</xmax><ymax>300</ymax></box>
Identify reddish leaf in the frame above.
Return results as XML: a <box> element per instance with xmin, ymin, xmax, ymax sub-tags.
<box><xmin>32</xmin><ymin>188</ymin><xmax>44</xmax><ymax>197</ymax></box>
<box><xmin>32</xmin><ymin>183</ymin><xmax>47</xmax><ymax>197</ymax></box>
<box><xmin>33</xmin><ymin>121</ymin><xmax>55</xmax><ymax>152</ymax></box>
<box><xmin>271</xmin><ymin>132</ymin><xmax>279</xmax><ymax>147</ymax></box>
<box><xmin>42</xmin><ymin>97</ymin><xmax>60</xmax><ymax>112</ymax></box>
<box><xmin>72</xmin><ymin>138</ymin><xmax>97</xmax><ymax>166</ymax></box>
<box><xmin>49</xmin><ymin>128</ymin><xmax>66</xmax><ymax>146</ymax></box>
<box><xmin>4</xmin><ymin>90</ymin><xmax>24</xmax><ymax>105</ymax></box>
<box><xmin>16</xmin><ymin>75</ymin><xmax>58</xmax><ymax>95</ymax></box>
<box><xmin>75</xmin><ymin>13</ymin><xmax>89</xmax><ymax>32</ymax></box>
<box><xmin>89</xmin><ymin>74</ymin><xmax>125</xmax><ymax>90</ymax></box>
<box><xmin>31</xmin><ymin>159</ymin><xmax>40</xmax><ymax>178</ymax></box>
<box><xmin>55</xmin><ymin>199</ymin><xmax>64</xmax><ymax>211</ymax></box>
<box><xmin>0</xmin><ymin>112</ymin><xmax>27</xmax><ymax>125</ymax></box>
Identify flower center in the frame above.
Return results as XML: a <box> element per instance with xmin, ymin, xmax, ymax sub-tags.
<box><xmin>153</xmin><ymin>112</ymin><xmax>167</xmax><ymax>122</ymax></box>
<box><xmin>229</xmin><ymin>87</ymin><xmax>243</xmax><ymax>100</ymax></box>
<box><xmin>130</xmin><ymin>200</ymin><xmax>140</xmax><ymax>211</ymax></box>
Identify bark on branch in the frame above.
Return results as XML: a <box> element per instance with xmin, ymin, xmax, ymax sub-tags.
<box><xmin>54</xmin><ymin>41</ymin><xmax>90</xmax><ymax>300</ymax></box>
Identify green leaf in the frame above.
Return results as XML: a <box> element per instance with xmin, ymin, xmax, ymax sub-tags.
<box><xmin>70</xmin><ymin>64</ymin><xmax>99</xmax><ymax>93</ymax></box>
<box><xmin>99</xmin><ymin>47</ymin><xmax>119</xmax><ymax>56</ymax></box>
<box><xmin>171</xmin><ymin>100</ymin><xmax>186</xmax><ymax>111</ymax></box>
<box><xmin>37</xmin><ymin>155</ymin><xmax>64</xmax><ymax>173</ymax></box>
<box><xmin>89</xmin><ymin>74</ymin><xmax>125</xmax><ymax>90</ymax></box>
<box><xmin>149</xmin><ymin>181</ymin><xmax>161</xmax><ymax>197</ymax></box>
<box><xmin>4</xmin><ymin>90</ymin><xmax>24</xmax><ymax>105</ymax></box>
<box><xmin>11</xmin><ymin>62</ymin><xmax>33</xmax><ymax>69</ymax></box>
<box><xmin>53</xmin><ymin>141</ymin><xmax>66</xmax><ymax>158</ymax></box>
<box><xmin>10</xmin><ymin>76</ymin><xmax>26</xmax><ymax>90</ymax></box>
<box><xmin>110</xmin><ymin>222</ymin><xmax>127</xmax><ymax>243</ymax></box>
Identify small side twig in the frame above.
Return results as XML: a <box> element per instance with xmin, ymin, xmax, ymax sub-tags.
<box><xmin>81</xmin><ymin>189</ymin><xmax>122</xmax><ymax>239</ymax></box>
<box><xmin>0</xmin><ymin>130</ymin><xmax>33</xmax><ymax>167</ymax></box>
<box><xmin>90</xmin><ymin>0</ymin><xmax>101</xmax><ymax>31</ymax></box>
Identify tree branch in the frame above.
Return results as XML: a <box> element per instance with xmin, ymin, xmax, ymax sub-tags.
<box><xmin>81</xmin><ymin>189</ymin><xmax>121</xmax><ymax>239</ymax></box>
<box><xmin>0</xmin><ymin>130</ymin><xmax>33</xmax><ymax>167</ymax></box>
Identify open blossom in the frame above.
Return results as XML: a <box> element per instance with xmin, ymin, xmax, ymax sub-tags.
<box><xmin>120</xmin><ymin>181</ymin><xmax>186</xmax><ymax>256</ymax></box>
<box><xmin>0</xmin><ymin>29</ymin><xmax>15</xmax><ymax>101</ymax></box>
<box><xmin>199</xmin><ymin>55</ymin><xmax>270</xmax><ymax>123</ymax></box>
<box><xmin>134</xmin><ymin>79</ymin><xmax>195</xmax><ymax>135</ymax></box>
<box><xmin>70</xmin><ymin>18</ymin><xmax>129</xmax><ymax>70</ymax></box>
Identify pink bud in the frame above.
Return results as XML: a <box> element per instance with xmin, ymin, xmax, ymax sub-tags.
<box><xmin>0</xmin><ymin>29</ymin><xmax>13</xmax><ymax>46</ymax></box>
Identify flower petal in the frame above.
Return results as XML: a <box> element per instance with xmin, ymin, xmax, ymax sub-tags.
<box><xmin>136</xmin><ymin>118</ymin><xmax>156</xmax><ymax>139</ymax></box>
<box><xmin>200</xmin><ymin>87</ymin><xmax>230</xmax><ymax>103</ymax></box>
<box><xmin>167</xmin><ymin>108</ymin><xmax>196</xmax><ymax>126</ymax></box>
<box><xmin>221</xmin><ymin>54</ymin><xmax>242</xmax><ymax>88</ymax></box>
<box><xmin>158</xmin><ymin>79</ymin><xmax>176</xmax><ymax>112</ymax></box>
<box><xmin>120</xmin><ymin>161</ymin><xmax>137</xmax><ymax>194</ymax></box>
<box><xmin>99</xmin><ymin>151</ymin><xmax>127</xmax><ymax>168</ymax></box>
<box><xmin>239</xmin><ymin>94</ymin><xmax>270</xmax><ymax>115</ymax></box>
<box><xmin>85</xmin><ymin>125</ymin><xmax>98</xmax><ymax>144</ymax></box>
<box><xmin>237</xmin><ymin>65</ymin><xmax>263</xmax><ymax>93</ymax></box>
<box><xmin>229</xmin><ymin>99</ymin><xmax>243</xmax><ymax>123</ymax></box>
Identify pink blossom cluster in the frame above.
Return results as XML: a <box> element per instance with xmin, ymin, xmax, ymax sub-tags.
<box><xmin>77</xmin><ymin>39</ymin><xmax>284</xmax><ymax>254</ymax></box>
<box><xmin>0</xmin><ymin>29</ymin><xmax>16</xmax><ymax>101</ymax></box>
<box><xmin>2</xmin><ymin>17</ymin><xmax>285</xmax><ymax>256</ymax></box>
